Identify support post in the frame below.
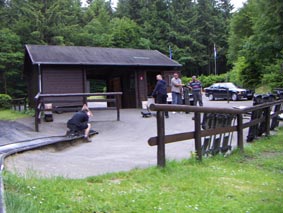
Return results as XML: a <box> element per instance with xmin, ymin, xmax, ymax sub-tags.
<box><xmin>237</xmin><ymin>114</ymin><xmax>244</xmax><ymax>152</ymax></box>
<box><xmin>194</xmin><ymin>112</ymin><xmax>202</xmax><ymax>160</ymax></box>
<box><xmin>34</xmin><ymin>97</ymin><xmax>39</xmax><ymax>132</ymax></box>
<box><xmin>116</xmin><ymin>94</ymin><xmax>120</xmax><ymax>121</ymax></box>
<box><xmin>157</xmin><ymin>111</ymin><xmax>165</xmax><ymax>167</ymax></box>
<box><xmin>264</xmin><ymin>106</ymin><xmax>271</xmax><ymax>137</ymax></box>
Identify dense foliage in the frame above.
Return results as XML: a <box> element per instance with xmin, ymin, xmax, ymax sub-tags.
<box><xmin>228</xmin><ymin>0</ymin><xmax>283</xmax><ymax>90</ymax></box>
<box><xmin>0</xmin><ymin>0</ymin><xmax>282</xmax><ymax>96</ymax></box>
<box><xmin>0</xmin><ymin>94</ymin><xmax>11</xmax><ymax>109</ymax></box>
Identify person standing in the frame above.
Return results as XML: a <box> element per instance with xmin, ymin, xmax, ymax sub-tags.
<box><xmin>152</xmin><ymin>74</ymin><xmax>169</xmax><ymax>118</ymax></box>
<box><xmin>171</xmin><ymin>72</ymin><xmax>183</xmax><ymax>105</ymax></box>
<box><xmin>188</xmin><ymin>75</ymin><xmax>203</xmax><ymax>106</ymax></box>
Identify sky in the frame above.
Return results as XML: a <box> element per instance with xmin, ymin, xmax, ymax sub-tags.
<box><xmin>231</xmin><ymin>0</ymin><xmax>247</xmax><ymax>11</ymax></box>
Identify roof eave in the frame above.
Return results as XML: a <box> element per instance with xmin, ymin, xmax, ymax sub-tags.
<box><xmin>30</xmin><ymin>62</ymin><xmax>182</xmax><ymax>67</ymax></box>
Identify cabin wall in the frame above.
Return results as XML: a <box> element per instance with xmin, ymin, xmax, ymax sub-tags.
<box><xmin>24</xmin><ymin>59</ymin><xmax>39</xmax><ymax>108</ymax></box>
<box><xmin>135</xmin><ymin>70</ymin><xmax>147</xmax><ymax>108</ymax></box>
<box><xmin>41</xmin><ymin>66</ymin><xmax>84</xmax><ymax>107</ymax></box>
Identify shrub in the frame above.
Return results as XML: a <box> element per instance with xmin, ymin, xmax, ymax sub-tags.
<box><xmin>261</xmin><ymin>59</ymin><xmax>283</xmax><ymax>91</ymax></box>
<box><xmin>197</xmin><ymin>74</ymin><xmax>227</xmax><ymax>88</ymax></box>
<box><xmin>0</xmin><ymin>94</ymin><xmax>12</xmax><ymax>109</ymax></box>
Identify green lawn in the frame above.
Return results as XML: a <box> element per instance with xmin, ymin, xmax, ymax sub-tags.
<box><xmin>0</xmin><ymin>109</ymin><xmax>31</xmax><ymax>120</ymax></box>
<box><xmin>3</xmin><ymin>127</ymin><xmax>283</xmax><ymax>213</ymax></box>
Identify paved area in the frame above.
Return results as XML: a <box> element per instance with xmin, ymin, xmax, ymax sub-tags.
<box><xmin>3</xmin><ymin>99</ymin><xmax>259</xmax><ymax>179</ymax></box>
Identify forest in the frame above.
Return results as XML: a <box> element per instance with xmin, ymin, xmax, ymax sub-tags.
<box><xmin>0</xmin><ymin>0</ymin><xmax>282</xmax><ymax>97</ymax></box>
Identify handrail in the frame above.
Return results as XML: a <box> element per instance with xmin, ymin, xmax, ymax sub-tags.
<box><xmin>148</xmin><ymin>99</ymin><xmax>283</xmax><ymax>167</ymax></box>
<box><xmin>34</xmin><ymin>92</ymin><xmax>123</xmax><ymax>132</ymax></box>
<box><xmin>38</xmin><ymin>92</ymin><xmax>122</xmax><ymax>97</ymax></box>
<box><xmin>150</xmin><ymin>104</ymin><xmax>242</xmax><ymax>114</ymax></box>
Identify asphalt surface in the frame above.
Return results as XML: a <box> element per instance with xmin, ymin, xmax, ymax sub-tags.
<box><xmin>3</xmin><ymin>99</ymin><xmax>258</xmax><ymax>179</ymax></box>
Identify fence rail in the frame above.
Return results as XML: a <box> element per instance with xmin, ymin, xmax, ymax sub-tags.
<box><xmin>34</xmin><ymin>92</ymin><xmax>122</xmax><ymax>132</ymax></box>
<box><xmin>148</xmin><ymin>99</ymin><xmax>283</xmax><ymax>167</ymax></box>
<box><xmin>10</xmin><ymin>97</ymin><xmax>27</xmax><ymax>111</ymax></box>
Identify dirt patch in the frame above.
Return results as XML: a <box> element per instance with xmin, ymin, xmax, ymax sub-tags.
<box><xmin>260</xmin><ymin>151</ymin><xmax>282</xmax><ymax>158</ymax></box>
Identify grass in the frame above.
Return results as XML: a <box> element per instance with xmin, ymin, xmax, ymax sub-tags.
<box><xmin>3</xmin><ymin>128</ymin><xmax>283</xmax><ymax>213</ymax></box>
<box><xmin>255</xmin><ymin>85</ymin><xmax>271</xmax><ymax>94</ymax></box>
<box><xmin>0</xmin><ymin>109</ymin><xmax>32</xmax><ymax>120</ymax></box>
<box><xmin>87</xmin><ymin>96</ymin><xmax>106</xmax><ymax>100</ymax></box>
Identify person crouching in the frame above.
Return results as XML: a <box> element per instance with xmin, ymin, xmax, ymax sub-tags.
<box><xmin>67</xmin><ymin>104</ymin><xmax>93</xmax><ymax>142</ymax></box>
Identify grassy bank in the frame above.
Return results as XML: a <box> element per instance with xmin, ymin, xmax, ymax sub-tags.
<box><xmin>4</xmin><ymin>129</ymin><xmax>283</xmax><ymax>213</ymax></box>
<box><xmin>0</xmin><ymin>109</ymin><xmax>31</xmax><ymax>120</ymax></box>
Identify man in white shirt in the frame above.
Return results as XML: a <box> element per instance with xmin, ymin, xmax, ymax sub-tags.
<box><xmin>171</xmin><ymin>73</ymin><xmax>184</xmax><ymax>105</ymax></box>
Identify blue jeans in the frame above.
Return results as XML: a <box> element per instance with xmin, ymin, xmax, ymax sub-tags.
<box><xmin>172</xmin><ymin>92</ymin><xmax>182</xmax><ymax>105</ymax></box>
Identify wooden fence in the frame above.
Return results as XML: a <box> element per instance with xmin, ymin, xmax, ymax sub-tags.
<box><xmin>34</xmin><ymin>92</ymin><xmax>122</xmax><ymax>132</ymax></box>
<box><xmin>148</xmin><ymin>99</ymin><xmax>283</xmax><ymax>167</ymax></box>
<box><xmin>11</xmin><ymin>97</ymin><xmax>27</xmax><ymax>111</ymax></box>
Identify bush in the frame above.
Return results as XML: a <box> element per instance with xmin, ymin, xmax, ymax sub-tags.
<box><xmin>182</xmin><ymin>74</ymin><xmax>228</xmax><ymax>88</ymax></box>
<box><xmin>198</xmin><ymin>74</ymin><xmax>227</xmax><ymax>88</ymax></box>
<box><xmin>0</xmin><ymin>94</ymin><xmax>12</xmax><ymax>109</ymax></box>
<box><xmin>261</xmin><ymin>60</ymin><xmax>283</xmax><ymax>91</ymax></box>
<box><xmin>182</xmin><ymin>73</ymin><xmax>249</xmax><ymax>89</ymax></box>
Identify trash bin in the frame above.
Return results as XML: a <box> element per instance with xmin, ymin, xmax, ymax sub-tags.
<box><xmin>183</xmin><ymin>87</ymin><xmax>193</xmax><ymax>105</ymax></box>
<box><xmin>44</xmin><ymin>103</ymin><xmax>53</xmax><ymax>122</ymax></box>
<box><xmin>147</xmin><ymin>97</ymin><xmax>155</xmax><ymax>107</ymax></box>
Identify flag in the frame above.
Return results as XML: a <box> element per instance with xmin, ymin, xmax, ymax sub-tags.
<box><xmin>214</xmin><ymin>43</ymin><xmax>217</xmax><ymax>59</ymax></box>
<box><xmin>169</xmin><ymin>46</ymin><xmax>172</xmax><ymax>59</ymax></box>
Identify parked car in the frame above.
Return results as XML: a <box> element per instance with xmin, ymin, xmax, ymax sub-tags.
<box><xmin>204</xmin><ymin>82</ymin><xmax>254</xmax><ymax>101</ymax></box>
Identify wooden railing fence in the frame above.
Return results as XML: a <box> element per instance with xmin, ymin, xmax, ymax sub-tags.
<box><xmin>11</xmin><ymin>97</ymin><xmax>27</xmax><ymax>111</ymax></box>
<box><xmin>148</xmin><ymin>99</ymin><xmax>283</xmax><ymax>167</ymax></box>
<box><xmin>34</xmin><ymin>92</ymin><xmax>122</xmax><ymax>132</ymax></box>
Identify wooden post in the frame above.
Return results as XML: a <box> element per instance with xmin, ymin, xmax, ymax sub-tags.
<box><xmin>237</xmin><ymin>114</ymin><xmax>244</xmax><ymax>152</ymax></box>
<box><xmin>34</xmin><ymin>97</ymin><xmax>39</xmax><ymax>132</ymax></box>
<box><xmin>157</xmin><ymin>111</ymin><xmax>165</xmax><ymax>167</ymax></box>
<box><xmin>24</xmin><ymin>97</ymin><xmax>27</xmax><ymax>111</ymax></box>
<box><xmin>116</xmin><ymin>94</ymin><xmax>120</xmax><ymax>121</ymax></box>
<box><xmin>265</xmin><ymin>106</ymin><xmax>271</xmax><ymax>137</ymax></box>
<box><xmin>194</xmin><ymin>112</ymin><xmax>202</xmax><ymax>160</ymax></box>
<box><xmin>227</xmin><ymin>88</ymin><xmax>230</xmax><ymax>103</ymax></box>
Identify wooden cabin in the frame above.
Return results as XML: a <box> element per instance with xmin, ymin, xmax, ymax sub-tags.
<box><xmin>24</xmin><ymin>45</ymin><xmax>182</xmax><ymax>108</ymax></box>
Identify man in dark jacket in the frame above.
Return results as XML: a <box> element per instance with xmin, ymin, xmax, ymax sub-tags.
<box><xmin>152</xmin><ymin>74</ymin><xmax>169</xmax><ymax>118</ymax></box>
<box><xmin>67</xmin><ymin>104</ymin><xmax>93</xmax><ymax>142</ymax></box>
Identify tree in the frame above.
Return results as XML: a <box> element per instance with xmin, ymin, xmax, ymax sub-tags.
<box><xmin>168</xmin><ymin>0</ymin><xmax>199</xmax><ymax>76</ymax></box>
<box><xmin>80</xmin><ymin>0</ymin><xmax>113</xmax><ymax>47</ymax></box>
<box><xmin>110</xmin><ymin>17</ymin><xmax>141</xmax><ymax>48</ymax></box>
<box><xmin>0</xmin><ymin>28</ymin><xmax>24</xmax><ymax>96</ymax></box>
<box><xmin>115</xmin><ymin>0</ymin><xmax>233</xmax><ymax>75</ymax></box>
<box><xmin>228</xmin><ymin>0</ymin><xmax>283</xmax><ymax>89</ymax></box>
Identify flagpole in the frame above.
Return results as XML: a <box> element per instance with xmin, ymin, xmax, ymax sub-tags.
<box><xmin>214</xmin><ymin>43</ymin><xmax>217</xmax><ymax>75</ymax></box>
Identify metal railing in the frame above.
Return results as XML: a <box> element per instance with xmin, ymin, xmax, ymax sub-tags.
<box><xmin>148</xmin><ymin>99</ymin><xmax>283</xmax><ymax>167</ymax></box>
<box><xmin>34</xmin><ymin>92</ymin><xmax>122</xmax><ymax>132</ymax></box>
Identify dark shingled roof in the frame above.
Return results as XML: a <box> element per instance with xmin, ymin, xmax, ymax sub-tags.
<box><xmin>25</xmin><ymin>44</ymin><xmax>181</xmax><ymax>67</ymax></box>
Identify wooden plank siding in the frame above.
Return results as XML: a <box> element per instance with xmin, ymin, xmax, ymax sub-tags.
<box><xmin>23</xmin><ymin>54</ymin><xmax>39</xmax><ymax>108</ymax></box>
<box><xmin>41</xmin><ymin>67</ymin><xmax>84</xmax><ymax>107</ymax></box>
<box><xmin>26</xmin><ymin>68</ymin><xmax>39</xmax><ymax>108</ymax></box>
<box><xmin>136</xmin><ymin>70</ymin><xmax>148</xmax><ymax>107</ymax></box>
